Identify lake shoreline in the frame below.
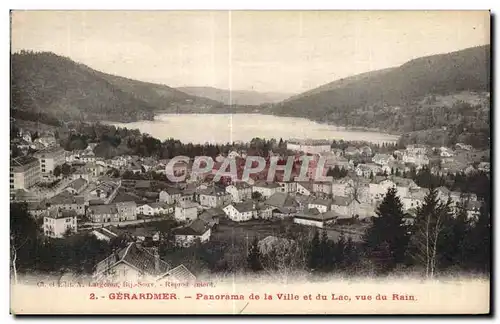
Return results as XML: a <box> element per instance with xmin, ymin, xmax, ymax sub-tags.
<box><xmin>151</xmin><ymin>110</ymin><xmax>403</xmax><ymax>137</ymax></box>
<box><xmin>105</xmin><ymin>113</ymin><xmax>400</xmax><ymax>145</ymax></box>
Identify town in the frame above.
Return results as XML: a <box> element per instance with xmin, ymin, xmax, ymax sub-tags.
<box><xmin>10</xmin><ymin>124</ymin><xmax>490</xmax><ymax>282</ymax></box>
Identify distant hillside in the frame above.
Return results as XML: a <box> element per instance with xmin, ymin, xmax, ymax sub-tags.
<box><xmin>272</xmin><ymin>45</ymin><xmax>490</xmax><ymax>124</ymax></box>
<box><xmin>10</xmin><ymin>51</ymin><xmax>222</xmax><ymax>122</ymax></box>
<box><xmin>177</xmin><ymin>86</ymin><xmax>293</xmax><ymax>105</ymax></box>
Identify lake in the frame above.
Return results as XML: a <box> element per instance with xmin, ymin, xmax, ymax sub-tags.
<box><xmin>107</xmin><ymin>113</ymin><xmax>400</xmax><ymax>145</ymax></box>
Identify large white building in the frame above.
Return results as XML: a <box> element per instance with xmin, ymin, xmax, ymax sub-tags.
<box><xmin>43</xmin><ymin>208</ymin><xmax>78</xmax><ymax>238</ymax></box>
<box><xmin>174</xmin><ymin>200</ymin><xmax>199</xmax><ymax>222</ymax></box>
<box><xmin>286</xmin><ymin>139</ymin><xmax>331</xmax><ymax>155</ymax></box>
<box><xmin>33</xmin><ymin>146</ymin><xmax>65</xmax><ymax>177</ymax></box>
<box><xmin>10</xmin><ymin>156</ymin><xmax>41</xmax><ymax>190</ymax></box>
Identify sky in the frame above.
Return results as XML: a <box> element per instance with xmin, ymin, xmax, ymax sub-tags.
<box><xmin>11</xmin><ymin>11</ymin><xmax>490</xmax><ymax>94</ymax></box>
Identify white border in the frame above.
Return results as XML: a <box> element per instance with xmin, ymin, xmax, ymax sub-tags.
<box><xmin>2</xmin><ymin>2</ymin><xmax>497</xmax><ymax>323</ymax></box>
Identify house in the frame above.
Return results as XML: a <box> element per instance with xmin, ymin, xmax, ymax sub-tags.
<box><xmin>286</xmin><ymin>139</ymin><xmax>331</xmax><ymax>154</ymax></box>
<box><xmin>355</xmin><ymin>163</ymin><xmax>383</xmax><ymax>178</ymax></box>
<box><xmin>64</xmin><ymin>178</ymin><xmax>88</xmax><ymax>195</ymax></box>
<box><xmin>312</xmin><ymin>180</ymin><xmax>333</xmax><ymax>196</ymax></box>
<box><xmin>344</xmin><ymin>146</ymin><xmax>361</xmax><ymax>157</ymax></box>
<box><xmin>465</xmin><ymin>201</ymin><xmax>482</xmax><ymax>220</ymax></box>
<box><xmin>402</xmin><ymin>151</ymin><xmax>430</xmax><ymax>167</ymax></box>
<box><xmin>174</xmin><ymin>200</ymin><xmax>199</xmax><ymax>222</ymax></box>
<box><xmin>10</xmin><ymin>156</ymin><xmax>41</xmax><ymax>190</ymax></box>
<box><xmin>88</xmin><ymin>180</ymin><xmax>120</xmax><ymax>204</ymax></box>
<box><xmin>455</xmin><ymin>143</ymin><xmax>473</xmax><ymax>151</ymax></box>
<box><xmin>439</xmin><ymin>147</ymin><xmax>454</xmax><ymax>158</ymax></box>
<box><xmin>406</xmin><ymin>144</ymin><xmax>429</xmax><ymax>155</ymax></box>
<box><xmin>116</xmin><ymin>201</ymin><xmax>137</xmax><ymax>221</ymax></box>
<box><xmin>47</xmin><ymin>191</ymin><xmax>87</xmax><ymax>215</ymax></box>
<box><xmin>401</xmin><ymin>188</ymin><xmax>428</xmax><ymax>211</ymax></box>
<box><xmin>93</xmin><ymin>243</ymin><xmax>182</xmax><ymax>281</ymax></box>
<box><xmin>33</xmin><ymin>145</ymin><xmax>65</xmax><ymax>177</ymax></box>
<box><xmin>199</xmin><ymin>207</ymin><xmax>225</xmax><ymax>227</ymax></box>
<box><xmin>227</xmin><ymin>150</ymin><xmax>241</xmax><ymax>159</ymax></box>
<box><xmin>225</xmin><ymin>181</ymin><xmax>252</xmax><ymax>202</ymax></box>
<box><xmin>308</xmin><ymin>198</ymin><xmax>333</xmax><ymax>213</ymax></box>
<box><xmin>43</xmin><ymin>208</ymin><xmax>78</xmax><ymax>238</ymax></box>
<box><xmin>137</xmin><ymin>202</ymin><xmax>173</xmax><ymax>217</ymax></box>
<box><xmin>331</xmin><ymin>177</ymin><xmax>355</xmax><ymax>197</ymax></box>
<box><xmin>372</xmin><ymin>153</ymin><xmax>395</xmax><ymax>166</ymax></box>
<box><xmin>330</xmin><ymin>196</ymin><xmax>354</xmax><ymax>217</ymax></box>
<box><xmin>27</xmin><ymin>200</ymin><xmax>49</xmax><ymax>218</ymax></box>
<box><xmin>159</xmin><ymin>187</ymin><xmax>182</xmax><ymax>204</ymax></box>
<box><xmin>369</xmin><ymin>179</ymin><xmax>397</xmax><ymax>203</ymax></box>
<box><xmin>294</xmin><ymin>208</ymin><xmax>338</xmax><ymax>228</ymax></box>
<box><xmin>223</xmin><ymin>202</ymin><xmax>256</xmax><ymax>222</ymax></box>
<box><xmin>198</xmin><ymin>186</ymin><xmax>232</xmax><ymax>208</ymax></box>
<box><xmin>256</xmin><ymin>203</ymin><xmax>274</xmax><ymax>219</ymax></box>
<box><xmin>264</xmin><ymin>192</ymin><xmax>298</xmax><ymax>217</ymax></box>
<box><xmin>252</xmin><ymin>181</ymin><xmax>281</xmax><ymax>199</ymax></box>
<box><xmin>478</xmin><ymin>162</ymin><xmax>490</xmax><ymax>172</ymax></box>
<box><xmin>130</xmin><ymin>228</ymin><xmax>161</xmax><ymax>242</ymax></box>
<box><xmin>276</xmin><ymin>181</ymin><xmax>297</xmax><ymax>194</ymax></box>
<box><xmin>296</xmin><ymin>181</ymin><xmax>313</xmax><ymax>196</ymax></box>
<box><xmin>87</xmin><ymin>204</ymin><xmax>119</xmax><ymax>223</ymax></box>
<box><xmin>173</xmin><ymin>219</ymin><xmax>211</xmax><ymax>247</ymax></box>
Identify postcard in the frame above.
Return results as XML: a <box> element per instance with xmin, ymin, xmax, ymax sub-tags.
<box><xmin>9</xmin><ymin>10</ymin><xmax>491</xmax><ymax>315</ymax></box>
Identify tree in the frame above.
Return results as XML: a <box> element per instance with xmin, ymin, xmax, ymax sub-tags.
<box><xmin>61</xmin><ymin>163</ymin><xmax>71</xmax><ymax>176</ymax></box>
<box><xmin>307</xmin><ymin>229</ymin><xmax>321</xmax><ymax>271</ymax></box>
<box><xmin>318</xmin><ymin>229</ymin><xmax>332</xmax><ymax>271</ymax></box>
<box><xmin>364</xmin><ymin>187</ymin><xmax>409</xmax><ymax>270</ymax></box>
<box><xmin>406</xmin><ymin>188</ymin><xmax>454</xmax><ymax>278</ymax></box>
<box><xmin>53</xmin><ymin>165</ymin><xmax>62</xmax><ymax>177</ymax></box>
<box><xmin>467</xmin><ymin>199</ymin><xmax>490</xmax><ymax>273</ymax></box>
<box><xmin>247</xmin><ymin>237</ymin><xmax>263</xmax><ymax>272</ymax></box>
<box><xmin>10</xmin><ymin>203</ymin><xmax>39</xmax><ymax>284</ymax></box>
<box><xmin>251</xmin><ymin>191</ymin><xmax>262</xmax><ymax>201</ymax></box>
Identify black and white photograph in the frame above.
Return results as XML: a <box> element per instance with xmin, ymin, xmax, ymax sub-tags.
<box><xmin>9</xmin><ymin>10</ymin><xmax>491</xmax><ymax>314</ymax></box>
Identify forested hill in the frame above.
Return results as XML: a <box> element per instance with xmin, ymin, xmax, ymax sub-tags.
<box><xmin>269</xmin><ymin>45</ymin><xmax>490</xmax><ymax>148</ymax></box>
<box><xmin>10</xmin><ymin>51</ymin><xmax>223</xmax><ymax>123</ymax></box>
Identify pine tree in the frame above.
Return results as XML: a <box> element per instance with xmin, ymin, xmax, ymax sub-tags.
<box><xmin>318</xmin><ymin>229</ymin><xmax>332</xmax><ymax>271</ymax></box>
<box><xmin>406</xmin><ymin>188</ymin><xmax>454</xmax><ymax>278</ymax></box>
<box><xmin>307</xmin><ymin>229</ymin><xmax>321</xmax><ymax>271</ymax></box>
<box><xmin>364</xmin><ymin>187</ymin><xmax>409</xmax><ymax>270</ymax></box>
<box><xmin>467</xmin><ymin>199</ymin><xmax>490</xmax><ymax>273</ymax></box>
<box><xmin>247</xmin><ymin>236</ymin><xmax>263</xmax><ymax>272</ymax></box>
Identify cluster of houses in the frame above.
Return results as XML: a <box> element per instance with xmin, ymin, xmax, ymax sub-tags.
<box><xmin>11</xmin><ymin>131</ymin><xmax>487</xmax><ymax>249</ymax></box>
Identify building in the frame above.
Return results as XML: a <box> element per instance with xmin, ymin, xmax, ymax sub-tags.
<box><xmin>87</xmin><ymin>204</ymin><xmax>119</xmax><ymax>223</ymax></box>
<box><xmin>173</xmin><ymin>219</ymin><xmax>212</xmax><ymax>247</ymax></box>
<box><xmin>286</xmin><ymin>139</ymin><xmax>331</xmax><ymax>155</ymax></box>
<box><xmin>252</xmin><ymin>181</ymin><xmax>281</xmax><ymax>199</ymax></box>
<box><xmin>276</xmin><ymin>181</ymin><xmax>297</xmax><ymax>194</ymax></box>
<box><xmin>296</xmin><ymin>182</ymin><xmax>313</xmax><ymax>196</ymax></box>
<box><xmin>355</xmin><ymin>163</ymin><xmax>383</xmax><ymax>178</ymax></box>
<box><xmin>43</xmin><ymin>208</ymin><xmax>77</xmax><ymax>238</ymax></box>
<box><xmin>91</xmin><ymin>227</ymin><xmax>119</xmax><ymax>242</ymax></box>
<box><xmin>223</xmin><ymin>202</ymin><xmax>256</xmax><ymax>222</ymax></box>
<box><xmin>33</xmin><ymin>146</ymin><xmax>65</xmax><ymax>177</ymax></box>
<box><xmin>372</xmin><ymin>154</ymin><xmax>395</xmax><ymax>166</ymax></box>
<box><xmin>225</xmin><ymin>181</ymin><xmax>252</xmax><ymax>202</ymax></box>
<box><xmin>308</xmin><ymin>198</ymin><xmax>333</xmax><ymax>213</ymax></box>
<box><xmin>198</xmin><ymin>186</ymin><xmax>232</xmax><ymax>208</ymax></box>
<box><xmin>93</xmin><ymin>243</ymin><xmax>195</xmax><ymax>282</ymax></box>
<box><xmin>10</xmin><ymin>156</ymin><xmax>41</xmax><ymax>190</ymax></box>
<box><xmin>294</xmin><ymin>208</ymin><xmax>338</xmax><ymax>228</ymax></box>
<box><xmin>159</xmin><ymin>187</ymin><xmax>182</xmax><ymax>205</ymax></box>
<box><xmin>199</xmin><ymin>207</ymin><xmax>225</xmax><ymax>227</ymax></box>
<box><xmin>116</xmin><ymin>201</ymin><xmax>137</xmax><ymax>221</ymax></box>
<box><xmin>64</xmin><ymin>178</ymin><xmax>88</xmax><ymax>195</ymax></box>
<box><xmin>174</xmin><ymin>200</ymin><xmax>199</xmax><ymax>222</ymax></box>
<box><xmin>88</xmin><ymin>180</ymin><xmax>120</xmax><ymax>204</ymax></box>
<box><xmin>137</xmin><ymin>202</ymin><xmax>173</xmax><ymax>217</ymax></box>
<box><xmin>264</xmin><ymin>192</ymin><xmax>298</xmax><ymax>217</ymax></box>
<box><xmin>312</xmin><ymin>181</ymin><xmax>332</xmax><ymax>195</ymax></box>
<box><xmin>48</xmin><ymin>191</ymin><xmax>87</xmax><ymax>215</ymax></box>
